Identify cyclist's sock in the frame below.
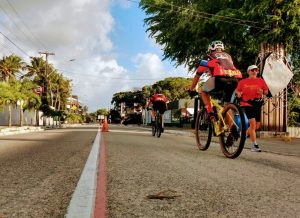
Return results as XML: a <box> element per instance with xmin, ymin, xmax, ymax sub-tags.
<box><xmin>252</xmin><ymin>141</ymin><xmax>258</xmax><ymax>146</ymax></box>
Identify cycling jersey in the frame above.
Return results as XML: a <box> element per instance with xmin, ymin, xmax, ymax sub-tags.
<box><xmin>237</xmin><ymin>77</ymin><xmax>268</xmax><ymax>107</ymax></box>
<box><xmin>150</xmin><ymin>94</ymin><xmax>167</xmax><ymax>103</ymax></box>
<box><xmin>149</xmin><ymin>94</ymin><xmax>167</xmax><ymax>114</ymax></box>
<box><xmin>196</xmin><ymin>51</ymin><xmax>242</xmax><ymax>78</ymax></box>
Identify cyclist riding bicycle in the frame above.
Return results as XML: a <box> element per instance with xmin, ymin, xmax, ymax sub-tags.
<box><xmin>146</xmin><ymin>86</ymin><xmax>168</xmax><ymax>133</ymax></box>
<box><xmin>189</xmin><ymin>40</ymin><xmax>242</xmax><ymax>121</ymax></box>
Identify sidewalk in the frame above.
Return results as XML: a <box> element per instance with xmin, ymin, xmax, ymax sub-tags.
<box><xmin>0</xmin><ymin>125</ymin><xmax>44</xmax><ymax>136</ymax></box>
<box><xmin>164</xmin><ymin>127</ymin><xmax>300</xmax><ymax>157</ymax></box>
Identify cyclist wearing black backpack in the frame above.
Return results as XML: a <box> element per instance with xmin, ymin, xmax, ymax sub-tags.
<box><xmin>146</xmin><ymin>87</ymin><xmax>168</xmax><ymax>133</ymax></box>
<box><xmin>189</xmin><ymin>40</ymin><xmax>242</xmax><ymax>121</ymax></box>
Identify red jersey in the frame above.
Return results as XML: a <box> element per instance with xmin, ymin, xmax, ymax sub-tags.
<box><xmin>196</xmin><ymin>51</ymin><xmax>242</xmax><ymax>78</ymax></box>
<box><xmin>150</xmin><ymin>94</ymin><xmax>167</xmax><ymax>103</ymax></box>
<box><xmin>237</xmin><ymin>77</ymin><xmax>268</xmax><ymax>106</ymax></box>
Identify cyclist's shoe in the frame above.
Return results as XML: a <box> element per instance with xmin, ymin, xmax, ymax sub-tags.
<box><xmin>161</xmin><ymin>127</ymin><xmax>164</xmax><ymax>133</ymax></box>
<box><xmin>251</xmin><ymin>144</ymin><xmax>261</xmax><ymax>152</ymax></box>
<box><xmin>208</xmin><ymin>112</ymin><xmax>216</xmax><ymax>122</ymax></box>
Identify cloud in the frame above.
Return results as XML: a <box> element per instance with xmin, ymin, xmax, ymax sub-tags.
<box><xmin>132</xmin><ymin>53</ymin><xmax>165</xmax><ymax>78</ymax></box>
<box><xmin>0</xmin><ymin>0</ymin><xmax>189</xmax><ymax>112</ymax></box>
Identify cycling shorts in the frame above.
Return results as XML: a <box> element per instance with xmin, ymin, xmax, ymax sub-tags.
<box><xmin>243</xmin><ymin>106</ymin><xmax>262</xmax><ymax>122</ymax></box>
<box><xmin>153</xmin><ymin>100</ymin><xmax>167</xmax><ymax>114</ymax></box>
<box><xmin>203</xmin><ymin>77</ymin><xmax>238</xmax><ymax>103</ymax></box>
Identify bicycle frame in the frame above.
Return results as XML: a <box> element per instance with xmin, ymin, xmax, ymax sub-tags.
<box><xmin>209</xmin><ymin>98</ymin><xmax>238</xmax><ymax>134</ymax></box>
<box><xmin>194</xmin><ymin>91</ymin><xmax>247</xmax><ymax>158</ymax></box>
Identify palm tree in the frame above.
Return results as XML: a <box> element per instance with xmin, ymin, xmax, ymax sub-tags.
<box><xmin>0</xmin><ymin>55</ymin><xmax>24</xmax><ymax>82</ymax></box>
<box><xmin>25</xmin><ymin>56</ymin><xmax>46</xmax><ymax>90</ymax></box>
<box><xmin>0</xmin><ymin>82</ymin><xmax>14</xmax><ymax>127</ymax></box>
<box><xmin>19</xmin><ymin>79</ymin><xmax>42</xmax><ymax>126</ymax></box>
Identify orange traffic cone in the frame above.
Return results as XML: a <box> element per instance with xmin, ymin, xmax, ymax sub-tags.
<box><xmin>102</xmin><ymin>116</ymin><xmax>109</xmax><ymax>132</ymax></box>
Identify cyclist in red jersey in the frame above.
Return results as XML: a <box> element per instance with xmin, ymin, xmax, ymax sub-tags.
<box><xmin>189</xmin><ymin>40</ymin><xmax>242</xmax><ymax>120</ymax></box>
<box><xmin>236</xmin><ymin>65</ymin><xmax>269</xmax><ymax>152</ymax></box>
<box><xmin>146</xmin><ymin>87</ymin><xmax>168</xmax><ymax>132</ymax></box>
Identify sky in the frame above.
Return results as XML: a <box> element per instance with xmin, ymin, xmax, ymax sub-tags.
<box><xmin>0</xmin><ymin>0</ymin><xmax>190</xmax><ymax>112</ymax></box>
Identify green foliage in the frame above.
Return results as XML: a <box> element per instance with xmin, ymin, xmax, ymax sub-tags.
<box><xmin>140</xmin><ymin>0</ymin><xmax>300</xmax><ymax>72</ymax></box>
<box><xmin>140</xmin><ymin>0</ymin><xmax>300</xmax><ymax>126</ymax></box>
<box><xmin>111</xmin><ymin>90</ymin><xmax>147</xmax><ymax>108</ymax></box>
<box><xmin>96</xmin><ymin>108</ymin><xmax>110</xmax><ymax>116</ymax></box>
<box><xmin>152</xmin><ymin>77</ymin><xmax>192</xmax><ymax>101</ymax></box>
<box><xmin>0</xmin><ymin>54</ymin><xmax>24</xmax><ymax>82</ymax></box>
<box><xmin>66</xmin><ymin>113</ymin><xmax>83</xmax><ymax>124</ymax></box>
<box><xmin>287</xmin><ymin>96</ymin><xmax>300</xmax><ymax>127</ymax></box>
<box><xmin>0</xmin><ymin>82</ymin><xmax>14</xmax><ymax>110</ymax></box>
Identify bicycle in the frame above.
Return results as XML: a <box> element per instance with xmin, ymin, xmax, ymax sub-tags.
<box><xmin>148</xmin><ymin>108</ymin><xmax>163</xmax><ymax>138</ymax></box>
<box><xmin>190</xmin><ymin>91</ymin><xmax>247</xmax><ymax>158</ymax></box>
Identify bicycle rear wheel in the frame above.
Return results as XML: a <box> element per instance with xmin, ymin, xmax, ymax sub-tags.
<box><xmin>219</xmin><ymin>103</ymin><xmax>246</xmax><ymax>158</ymax></box>
<box><xmin>195</xmin><ymin>108</ymin><xmax>213</xmax><ymax>150</ymax></box>
<box><xmin>152</xmin><ymin>123</ymin><xmax>155</xmax><ymax>136</ymax></box>
<box><xmin>156</xmin><ymin>114</ymin><xmax>162</xmax><ymax>138</ymax></box>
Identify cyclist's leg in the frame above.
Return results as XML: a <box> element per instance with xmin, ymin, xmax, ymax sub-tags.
<box><xmin>151</xmin><ymin>102</ymin><xmax>158</xmax><ymax>125</ymax></box>
<box><xmin>201</xmin><ymin>91</ymin><xmax>213</xmax><ymax>113</ymax></box>
<box><xmin>157</xmin><ymin>101</ymin><xmax>166</xmax><ymax>132</ymax></box>
<box><xmin>220</xmin><ymin>77</ymin><xmax>238</xmax><ymax>127</ymax></box>
<box><xmin>245</xmin><ymin>106</ymin><xmax>261</xmax><ymax>145</ymax></box>
<box><xmin>202</xmin><ymin>78</ymin><xmax>217</xmax><ymax>121</ymax></box>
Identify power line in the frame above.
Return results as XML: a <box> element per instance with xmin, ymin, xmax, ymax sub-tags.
<box><xmin>4</xmin><ymin>0</ymin><xmax>48</xmax><ymax>51</ymax></box>
<box><xmin>128</xmin><ymin>0</ymin><xmax>269</xmax><ymax>30</ymax></box>
<box><xmin>0</xmin><ymin>3</ymin><xmax>34</xmax><ymax>51</ymax></box>
<box><xmin>0</xmin><ymin>31</ymin><xmax>30</xmax><ymax>57</ymax></box>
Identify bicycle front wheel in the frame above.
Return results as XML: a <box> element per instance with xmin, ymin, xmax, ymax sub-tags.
<box><xmin>219</xmin><ymin>103</ymin><xmax>246</xmax><ymax>158</ymax></box>
<box><xmin>195</xmin><ymin>108</ymin><xmax>213</xmax><ymax>150</ymax></box>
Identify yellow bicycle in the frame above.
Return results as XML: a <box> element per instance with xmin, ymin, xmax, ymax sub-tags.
<box><xmin>191</xmin><ymin>91</ymin><xmax>247</xmax><ymax>158</ymax></box>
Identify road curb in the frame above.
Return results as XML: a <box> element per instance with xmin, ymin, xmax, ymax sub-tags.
<box><xmin>0</xmin><ymin>126</ymin><xmax>44</xmax><ymax>136</ymax></box>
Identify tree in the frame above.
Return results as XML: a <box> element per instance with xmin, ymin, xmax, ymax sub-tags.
<box><xmin>140</xmin><ymin>0</ymin><xmax>300</xmax><ymax>126</ymax></box>
<box><xmin>0</xmin><ymin>55</ymin><xmax>24</xmax><ymax>82</ymax></box>
<box><xmin>25</xmin><ymin>56</ymin><xmax>72</xmax><ymax>118</ymax></box>
<box><xmin>19</xmin><ymin>79</ymin><xmax>42</xmax><ymax>126</ymax></box>
<box><xmin>25</xmin><ymin>57</ymin><xmax>46</xmax><ymax>80</ymax></box>
<box><xmin>140</xmin><ymin>0</ymin><xmax>300</xmax><ymax>71</ymax></box>
<box><xmin>152</xmin><ymin>77</ymin><xmax>192</xmax><ymax>101</ymax></box>
<box><xmin>111</xmin><ymin>90</ymin><xmax>146</xmax><ymax>109</ymax></box>
<box><xmin>96</xmin><ymin>108</ymin><xmax>110</xmax><ymax>116</ymax></box>
<box><xmin>0</xmin><ymin>82</ymin><xmax>14</xmax><ymax>127</ymax></box>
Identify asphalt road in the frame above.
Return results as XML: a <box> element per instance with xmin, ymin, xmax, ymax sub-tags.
<box><xmin>105</xmin><ymin>125</ymin><xmax>300</xmax><ymax>218</ymax></box>
<box><xmin>0</xmin><ymin>126</ymin><xmax>98</xmax><ymax>218</ymax></box>
<box><xmin>0</xmin><ymin>124</ymin><xmax>299</xmax><ymax>218</ymax></box>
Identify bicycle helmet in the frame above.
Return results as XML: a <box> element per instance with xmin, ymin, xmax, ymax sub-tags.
<box><xmin>208</xmin><ymin>40</ymin><xmax>224</xmax><ymax>51</ymax></box>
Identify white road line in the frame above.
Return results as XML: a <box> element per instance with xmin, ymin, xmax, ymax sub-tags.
<box><xmin>109</xmin><ymin>129</ymin><xmax>150</xmax><ymax>134</ymax></box>
<box><xmin>65</xmin><ymin>129</ymin><xmax>101</xmax><ymax>218</ymax></box>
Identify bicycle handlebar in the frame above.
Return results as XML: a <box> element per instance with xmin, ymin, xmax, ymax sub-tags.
<box><xmin>188</xmin><ymin>90</ymin><xmax>199</xmax><ymax>98</ymax></box>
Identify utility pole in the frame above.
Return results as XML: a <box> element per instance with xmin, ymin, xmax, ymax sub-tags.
<box><xmin>38</xmin><ymin>51</ymin><xmax>55</xmax><ymax>98</ymax></box>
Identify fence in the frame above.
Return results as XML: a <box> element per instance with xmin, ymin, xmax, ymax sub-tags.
<box><xmin>0</xmin><ymin>105</ymin><xmax>54</xmax><ymax>127</ymax></box>
<box><xmin>287</xmin><ymin>127</ymin><xmax>300</xmax><ymax>138</ymax></box>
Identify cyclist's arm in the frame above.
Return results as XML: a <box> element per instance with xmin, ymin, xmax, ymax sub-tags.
<box><xmin>190</xmin><ymin>73</ymin><xmax>201</xmax><ymax>91</ymax></box>
<box><xmin>236</xmin><ymin>90</ymin><xmax>242</xmax><ymax>98</ymax></box>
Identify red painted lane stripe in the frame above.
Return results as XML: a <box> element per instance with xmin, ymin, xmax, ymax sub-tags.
<box><xmin>94</xmin><ymin>133</ymin><xmax>107</xmax><ymax>218</ymax></box>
